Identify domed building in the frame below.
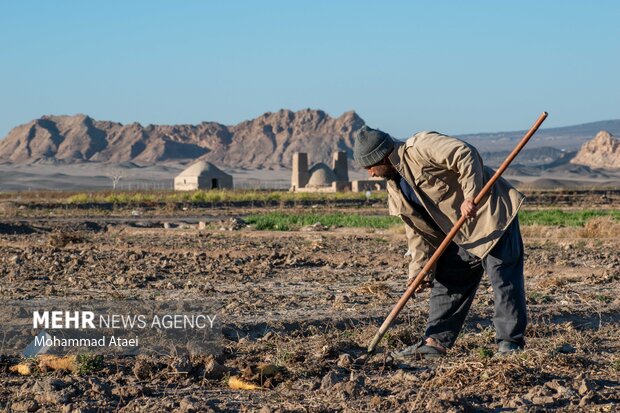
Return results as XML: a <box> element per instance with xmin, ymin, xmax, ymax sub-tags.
<box><xmin>290</xmin><ymin>152</ymin><xmax>350</xmax><ymax>192</ymax></box>
<box><xmin>290</xmin><ymin>151</ymin><xmax>386</xmax><ymax>193</ymax></box>
<box><xmin>174</xmin><ymin>160</ymin><xmax>233</xmax><ymax>191</ymax></box>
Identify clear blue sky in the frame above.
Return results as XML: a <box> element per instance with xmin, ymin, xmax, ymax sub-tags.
<box><xmin>1</xmin><ymin>1</ymin><xmax>619</xmax><ymax>139</ymax></box>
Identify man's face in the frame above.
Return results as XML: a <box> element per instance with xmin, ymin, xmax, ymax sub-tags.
<box><xmin>365</xmin><ymin>157</ymin><xmax>398</xmax><ymax>180</ymax></box>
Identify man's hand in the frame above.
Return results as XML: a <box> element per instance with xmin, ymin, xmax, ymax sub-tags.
<box><xmin>407</xmin><ymin>276</ymin><xmax>432</xmax><ymax>293</ymax></box>
<box><xmin>460</xmin><ymin>198</ymin><xmax>478</xmax><ymax>219</ymax></box>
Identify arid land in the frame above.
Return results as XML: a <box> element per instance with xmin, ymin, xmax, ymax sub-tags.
<box><xmin>0</xmin><ymin>191</ymin><xmax>619</xmax><ymax>412</ymax></box>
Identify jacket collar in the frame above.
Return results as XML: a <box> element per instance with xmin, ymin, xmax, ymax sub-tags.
<box><xmin>388</xmin><ymin>140</ymin><xmax>405</xmax><ymax>175</ymax></box>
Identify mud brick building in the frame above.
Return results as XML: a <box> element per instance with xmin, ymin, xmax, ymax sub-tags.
<box><xmin>174</xmin><ymin>161</ymin><xmax>233</xmax><ymax>191</ymax></box>
<box><xmin>290</xmin><ymin>151</ymin><xmax>385</xmax><ymax>192</ymax></box>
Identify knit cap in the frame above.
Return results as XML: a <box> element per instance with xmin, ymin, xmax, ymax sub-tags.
<box><xmin>353</xmin><ymin>126</ymin><xmax>394</xmax><ymax>167</ymax></box>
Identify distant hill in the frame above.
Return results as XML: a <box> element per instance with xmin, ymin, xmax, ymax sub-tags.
<box><xmin>459</xmin><ymin>119</ymin><xmax>620</xmax><ymax>152</ymax></box>
<box><xmin>571</xmin><ymin>131</ymin><xmax>620</xmax><ymax>169</ymax></box>
<box><xmin>479</xmin><ymin>146</ymin><xmax>568</xmax><ymax>168</ymax></box>
<box><xmin>0</xmin><ymin>109</ymin><xmax>364</xmax><ymax>169</ymax></box>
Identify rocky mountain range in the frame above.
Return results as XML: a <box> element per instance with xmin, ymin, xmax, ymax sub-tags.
<box><xmin>0</xmin><ymin>109</ymin><xmax>364</xmax><ymax>169</ymax></box>
<box><xmin>1</xmin><ymin>110</ymin><xmax>619</xmax><ymax>172</ymax></box>
<box><xmin>571</xmin><ymin>131</ymin><xmax>620</xmax><ymax>169</ymax></box>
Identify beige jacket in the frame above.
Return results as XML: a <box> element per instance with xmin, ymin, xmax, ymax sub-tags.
<box><xmin>387</xmin><ymin>131</ymin><xmax>525</xmax><ymax>280</ymax></box>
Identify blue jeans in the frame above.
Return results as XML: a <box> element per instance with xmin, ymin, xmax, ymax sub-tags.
<box><xmin>425</xmin><ymin>217</ymin><xmax>527</xmax><ymax>347</ymax></box>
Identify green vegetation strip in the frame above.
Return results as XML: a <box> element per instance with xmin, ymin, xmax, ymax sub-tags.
<box><xmin>518</xmin><ymin>209</ymin><xmax>620</xmax><ymax>226</ymax></box>
<box><xmin>62</xmin><ymin>191</ymin><xmax>618</xmax><ymax>229</ymax></box>
<box><xmin>246</xmin><ymin>209</ymin><xmax>620</xmax><ymax>231</ymax></box>
<box><xmin>66</xmin><ymin>190</ymin><xmax>387</xmax><ymax>204</ymax></box>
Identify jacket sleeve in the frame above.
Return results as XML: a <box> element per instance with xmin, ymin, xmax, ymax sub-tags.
<box><xmin>402</xmin><ymin>216</ymin><xmax>437</xmax><ymax>283</ymax></box>
<box><xmin>418</xmin><ymin>134</ymin><xmax>486</xmax><ymax>200</ymax></box>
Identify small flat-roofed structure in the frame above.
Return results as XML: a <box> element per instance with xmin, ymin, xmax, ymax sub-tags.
<box><xmin>174</xmin><ymin>161</ymin><xmax>233</xmax><ymax>191</ymax></box>
<box><xmin>351</xmin><ymin>179</ymin><xmax>387</xmax><ymax>192</ymax></box>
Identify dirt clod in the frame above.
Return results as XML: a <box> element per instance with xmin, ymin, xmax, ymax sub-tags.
<box><xmin>10</xmin><ymin>400</ymin><xmax>39</xmax><ymax>412</ymax></box>
<box><xmin>200</xmin><ymin>355</ymin><xmax>227</xmax><ymax>380</ymax></box>
<box><xmin>178</xmin><ymin>397</ymin><xmax>199</xmax><ymax>413</ymax></box>
<box><xmin>337</xmin><ymin>353</ymin><xmax>353</xmax><ymax>367</ymax></box>
<box><xmin>133</xmin><ymin>356</ymin><xmax>158</xmax><ymax>380</ymax></box>
<box><xmin>578</xmin><ymin>379</ymin><xmax>591</xmax><ymax>396</ymax></box>
<box><xmin>320</xmin><ymin>370</ymin><xmax>343</xmax><ymax>390</ymax></box>
<box><xmin>556</xmin><ymin>343</ymin><xmax>576</xmax><ymax>354</ymax></box>
<box><xmin>579</xmin><ymin>391</ymin><xmax>595</xmax><ymax>407</ymax></box>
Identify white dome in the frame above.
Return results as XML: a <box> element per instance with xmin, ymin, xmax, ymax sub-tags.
<box><xmin>177</xmin><ymin>161</ymin><xmax>230</xmax><ymax>178</ymax></box>
<box><xmin>307</xmin><ymin>163</ymin><xmax>336</xmax><ymax>187</ymax></box>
